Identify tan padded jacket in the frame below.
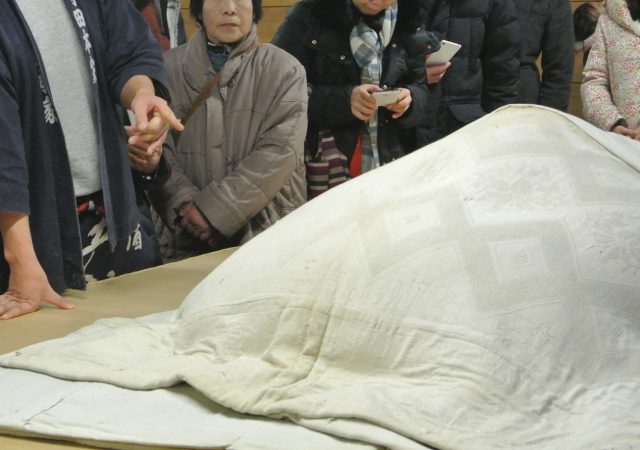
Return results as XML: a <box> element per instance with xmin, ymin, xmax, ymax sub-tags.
<box><xmin>150</xmin><ymin>26</ymin><xmax>308</xmax><ymax>261</ymax></box>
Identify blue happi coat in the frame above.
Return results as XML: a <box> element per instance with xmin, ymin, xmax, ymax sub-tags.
<box><xmin>0</xmin><ymin>0</ymin><xmax>169</xmax><ymax>292</ymax></box>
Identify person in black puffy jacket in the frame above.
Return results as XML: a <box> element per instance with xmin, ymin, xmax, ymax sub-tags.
<box><xmin>514</xmin><ymin>0</ymin><xmax>574</xmax><ymax>111</ymax></box>
<box><xmin>417</xmin><ymin>0</ymin><xmax>521</xmax><ymax>146</ymax></box>
<box><xmin>272</xmin><ymin>0</ymin><xmax>439</xmax><ymax>180</ymax></box>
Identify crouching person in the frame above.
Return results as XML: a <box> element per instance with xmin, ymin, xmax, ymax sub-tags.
<box><xmin>148</xmin><ymin>0</ymin><xmax>308</xmax><ymax>262</ymax></box>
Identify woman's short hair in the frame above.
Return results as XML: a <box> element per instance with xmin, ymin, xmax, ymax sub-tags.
<box><xmin>190</xmin><ymin>0</ymin><xmax>263</xmax><ymax>25</ymax></box>
<box><xmin>573</xmin><ymin>3</ymin><xmax>599</xmax><ymax>41</ymax></box>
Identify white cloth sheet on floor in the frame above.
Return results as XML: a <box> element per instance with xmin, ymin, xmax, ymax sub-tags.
<box><xmin>1</xmin><ymin>105</ymin><xmax>639</xmax><ymax>449</ymax></box>
<box><xmin>0</xmin><ymin>369</ymin><xmax>384</xmax><ymax>450</ymax></box>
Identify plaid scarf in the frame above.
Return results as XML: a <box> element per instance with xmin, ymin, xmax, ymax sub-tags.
<box><xmin>349</xmin><ymin>4</ymin><xmax>397</xmax><ymax>173</ymax></box>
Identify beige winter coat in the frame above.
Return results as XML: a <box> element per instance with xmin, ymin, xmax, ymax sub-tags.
<box><xmin>581</xmin><ymin>0</ymin><xmax>640</xmax><ymax>130</ymax></box>
<box><xmin>150</xmin><ymin>26</ymin><xmax>308</xmax><ymax>261</ymax></box>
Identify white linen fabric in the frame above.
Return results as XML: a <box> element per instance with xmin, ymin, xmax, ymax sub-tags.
<box><xmin>0</xmin><ymin>320</ymin><xmax>394</xmax><ymax>450</ymax></box>
<box><xmin>1</xmin><ymin>105</ymin><xmax>639</xmax><ymax>449</ymax></box>
<box><xmin>0</xmin><ymin>367</ymin><xmax>421</xmax><ymax>450</ymax></box>
<box><xmin>0</xmin><ymin>371</ymin><xmax>388</xmax><ymax>450</ymax></box>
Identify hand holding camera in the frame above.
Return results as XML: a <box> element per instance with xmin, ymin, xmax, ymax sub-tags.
<box><xmin>371</xmin><ymin>89</ymin><xmax>401</xmax><ymax>107</ymax></box>
<box><xmin>351</xmin><ymin>85</ymin><xmax>412</xmax><ymax>121</ymax></box>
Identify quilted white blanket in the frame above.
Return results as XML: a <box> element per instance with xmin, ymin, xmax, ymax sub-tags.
<box><xmin>1</xmin><ymin>105</ymin><xmax>639</xmax><ymax>449</ymax></box>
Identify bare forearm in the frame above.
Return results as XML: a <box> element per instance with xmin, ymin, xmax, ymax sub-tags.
<box><xmin>119</xmin><ymin>75</ymin><xmax>155</xmax><ymax>110</ymax></box>
<box><xmin>0</xmin><ymin>212</ymin><xmax>73</xmax><ymax>318</ymax></box>
<box><xmin>0</xmin><ymin>212</ymin><xmax>38</xmax><ymax>267</ymax></box>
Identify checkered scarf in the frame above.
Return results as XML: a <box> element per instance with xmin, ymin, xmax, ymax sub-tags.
<box><xmin>349</xmin><ymin>4</ymin><xmax>397</xmax><ymax>173</ymax></box>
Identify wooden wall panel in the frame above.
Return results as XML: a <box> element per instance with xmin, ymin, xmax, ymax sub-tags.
<box><xmin>257</xmin><ymin>7</ymin><xmax>291</xmax><ymax>42</ymax></box>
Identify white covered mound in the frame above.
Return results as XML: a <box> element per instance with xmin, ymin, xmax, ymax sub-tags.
<box><xmin>2</xmin><ymin>105</ymin><xmax>640</xmax><ymax>449</ymax></box>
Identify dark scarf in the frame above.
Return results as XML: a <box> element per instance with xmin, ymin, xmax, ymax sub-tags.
<box><xmin>207</xmin><ymin>41</ymin><xmax>232</xmax><ymax>72</ymax></box>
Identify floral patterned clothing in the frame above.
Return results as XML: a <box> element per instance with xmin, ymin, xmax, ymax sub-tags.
<box><xmin>581</xmin><ymin>0</ymin><xmax>640</xmax><ymax>130</ymax></box>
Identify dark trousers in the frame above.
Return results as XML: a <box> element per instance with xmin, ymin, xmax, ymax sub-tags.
<box><xmin>78</xmin><ymin>195</ymin><xmax>162</xmax><ymax>282</ymax></box>
<box><xmin>0</xmin><ymin>196</ymin><xmax>161</xmax><ymax>293</ymax></box>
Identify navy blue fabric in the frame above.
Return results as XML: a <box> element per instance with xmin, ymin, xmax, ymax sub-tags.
<box><xmin>0</xmin><ymin>0</ymin><xmax>169</xmax><ymax>293</ymax></box>
<box><xmin>78</xmin><ymin>198</ymin><xmax>162</xmax><ymax>282</ymax></box>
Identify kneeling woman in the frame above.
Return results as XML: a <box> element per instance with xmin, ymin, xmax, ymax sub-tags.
<box><xmin>148</xmin><ymin>0</ymin><xmax>308</xmax><ymax>261</ymax></box>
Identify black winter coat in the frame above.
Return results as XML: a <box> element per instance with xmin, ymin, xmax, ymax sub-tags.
<box><xmin>417</xmin><ymin>0</ymin><xmax>521</xmax><ymax>146</ymax></box>
<box><xmin>515</xmin><ymin>0</ymin><xmax>574</xmax><ymax>111</ymax></box>
<box><xmin>272</xmin><ymin>0</ymin><xmax>439</xmax><ymax>164</ymax></box>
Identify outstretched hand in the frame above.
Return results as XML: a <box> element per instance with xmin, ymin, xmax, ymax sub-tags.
<box><xmin>129</xmin><ymin>91</ymin><xmax>183</xmax><ymax>134</ymax></box>
<box><xmin>0</xmin><ymin>262</ymin><xmax>73</xmax><ymax>320</ymax></box>
<box><xmin>127</xmin><ymin>92</ymin><xmax>183</xmax><ymax>156</ymax></box>
<box><xmin>0</xmin><ymin>212</ymin><xmax>74</xmax><ymax>320</ymax></box>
